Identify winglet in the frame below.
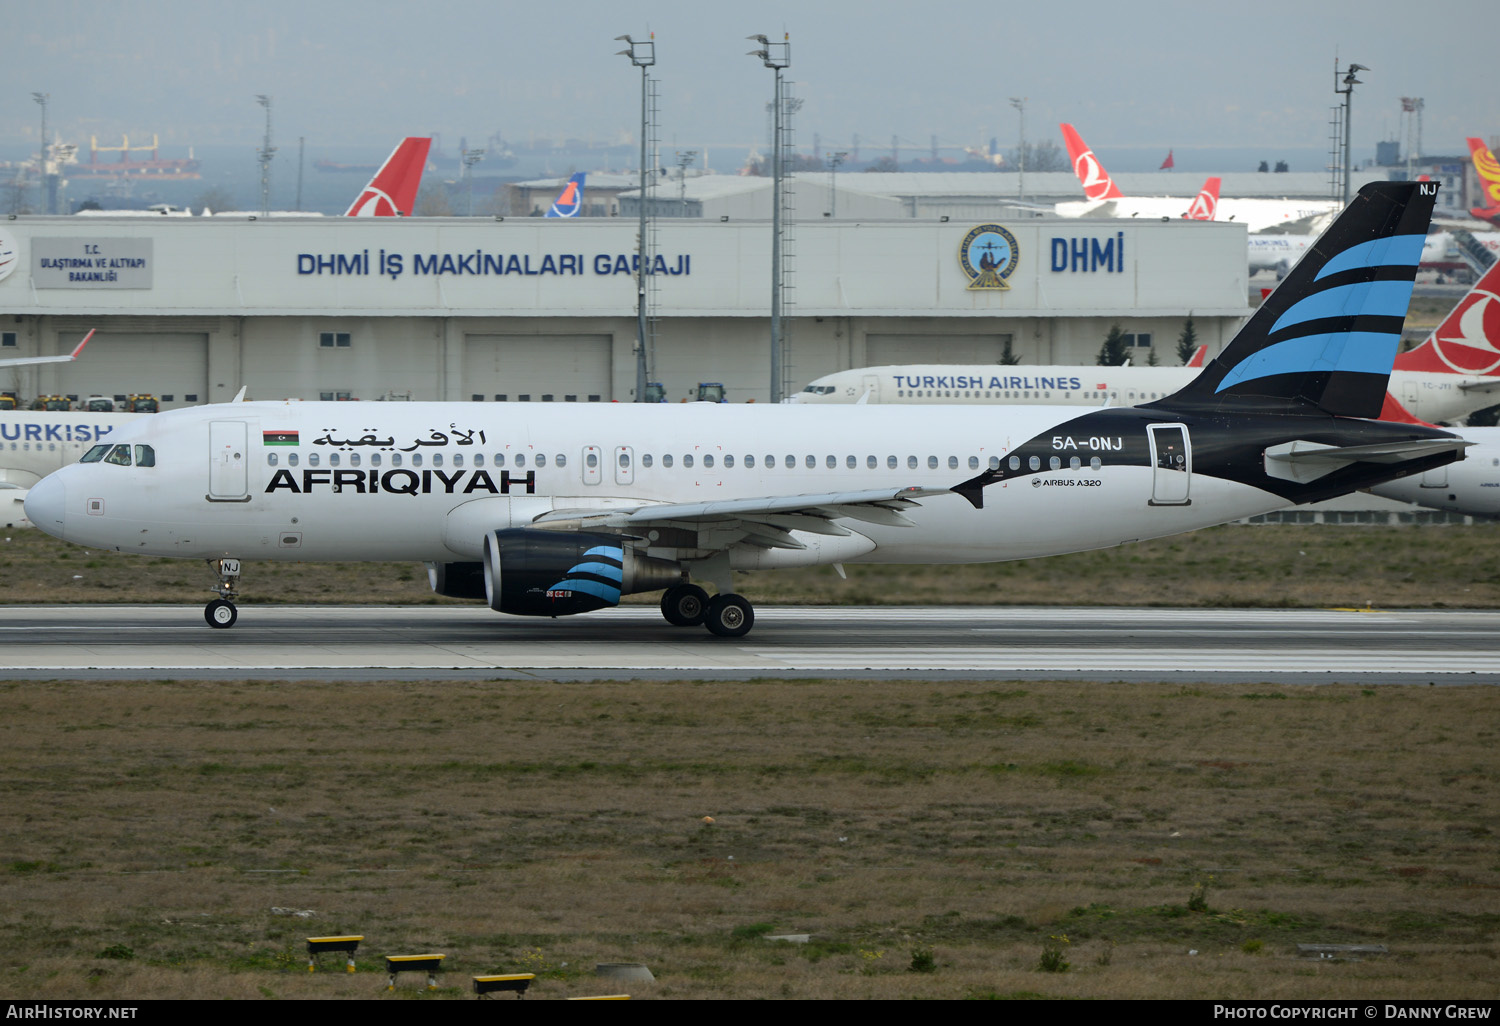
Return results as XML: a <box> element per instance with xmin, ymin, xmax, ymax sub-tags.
<box><xmin>67</xmin><ymin>329</ymin><xmax>95</xmax><ymax>360</ymax></box>
<box><xmin>1187</xmin><ymin>344</ymin><xmax>1207</xmax><ymax>368</ymax></box>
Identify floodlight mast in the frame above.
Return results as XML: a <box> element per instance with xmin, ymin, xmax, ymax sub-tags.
<box><xmin>256</xmin><ymin>94</ymin><xmax>276</xmax><ymax>217</ymax></box>
<box><xmin>748</xmin><ymin>33</ymin><xmax>791</xmax><ymax>403</ymax></box>
<box><xmin>617</xmin><ymin>34</ymin><xmax>656</xmax><ymax>402</ymax></box>
<box><xmin>1334</xmin><ymin>62</ymin><xmax>1366</xmax><ymax>205</ymax></box>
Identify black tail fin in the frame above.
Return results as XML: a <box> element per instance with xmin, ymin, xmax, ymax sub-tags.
<box><xmin>1155</xmin><ymin>181</ymin><xmax>1437</xmax><ymax>418</ymax></box>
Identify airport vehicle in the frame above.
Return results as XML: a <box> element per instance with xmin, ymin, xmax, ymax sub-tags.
<box><xmin>344</xmin><ymin>137</ymin><xmax>432</xmax><ymax>217</ymax></box>
<box><xmin>26</xmin><ymin>183</ymin><xmax>1461</xmax><ymax>635</ymax></box>
<box><xmin>545</xmin><ymin>173</ymin><xmax>587</xmax><ymax>218</ymax></box>
<box><xmin>123</xmin><ymin>395</ymin><xmax>159</xmax><ymax>413</ymax></box>
<box><xmin>791</xmin><ymin>259</ymin><xmax>1500</xmax><ymax>425</ymax></box>
<box><xmin>1057</xmin><ymin>123</ymin><xmax>1340</xmax><ymax>233</ymax></box>
<box><xmin>694</xmin><ymin>383</ymin><xmax>727</xmax><ymax>403</ymax></box>
<box><xmin>83</xmin><ymin>396</ymin><xmax>115</xmax><ymax>412</ymax></box>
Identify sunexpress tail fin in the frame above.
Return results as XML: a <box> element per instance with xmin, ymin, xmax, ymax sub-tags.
<box><xmin>1155</xmin><ymin>181</ymin><xmax>1438</xmax><ymax>419</ymax></box>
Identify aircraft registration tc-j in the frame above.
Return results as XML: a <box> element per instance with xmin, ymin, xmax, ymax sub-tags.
<box><xmin>26</xmin><ymin>182</ymin><xmax>1465</xmax><ymax>637</ymax></box>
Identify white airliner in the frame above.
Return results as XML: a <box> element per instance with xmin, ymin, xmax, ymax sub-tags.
<box><xmin>791</xmin><ymin>259</ymin><xmax>1500</xmax><ymax>425</ymax></box>
<box><xmin>1362</xmin><ymin>398</ymin><xmax>1500</xmax><ymax>517</ymax></box>
<box><xmin>25</xmin><ymin>183</ymin><xmax>1463</xmax><ymax>636</ymax></box>
<box><xmin>1057</xmin><ymin>124</ymin><xmax>1341</xmax><ymax>234</ymax></box>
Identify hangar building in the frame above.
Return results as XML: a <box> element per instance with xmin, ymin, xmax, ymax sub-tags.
<box><xmin>0</xmin><ymin>213</ymin><xmax>1249</xmax><ymax>407</ymax></box>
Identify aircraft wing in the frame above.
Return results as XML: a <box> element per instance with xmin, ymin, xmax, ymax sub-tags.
<box><xmin>529</xmin><ymin>485</ymin><xmax>946</xmax><ymax>549</ymax></box>
<box><xmin>0</xmin><ymin>329</ymin><xmax>93</xmax><ymax>369</ymax></box>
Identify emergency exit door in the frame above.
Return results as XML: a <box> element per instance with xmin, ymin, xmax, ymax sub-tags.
<box><xmin>208</xmin><ymin>421</ymin><xmax>249</xmax><ymax>501</ymax></box>
<box><xmin>1147</xmin><ymin>423</ymin><xmax>1192</xmax><ymax>506</ymax></box>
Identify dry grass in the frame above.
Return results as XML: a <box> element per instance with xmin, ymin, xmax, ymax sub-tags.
<box><xmin>0</xmin><ymin>678</ymin><xmax>1496</xmax><ymax>1000</ymax></box>
<box><xmin>5</xmin><ymin>522</ymin><xmax>1500</xmax><ymax>609</ymax></box>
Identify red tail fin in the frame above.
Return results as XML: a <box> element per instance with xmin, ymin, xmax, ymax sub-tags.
<box><xmin>1185</xmin><ymin>177</ymin><xmax>1221</xmax><ymax>220</ymax></box>
<box><xmin>345</xmin><ymin>137</ymin><xmax>432</xmax><ymax>217</ymax></box>
<box><xmin>1393</xmin><ymin>259</ymin><xmax>1500</xmax><ymax>376</ymax></box>
<box><xmin>1059</xmin><ymin>123</ymin><xmax>1122</xmax><ymax>201</ymax></box>
<box><xmin>1469</xmin><ymin>137</ymin><xmax>1500</xmax><ymax>223</ymax></box>
<box><xmin>1377</xmin><ymin>391</ymin><xmax>1438</xmax><ymax>427</ymax></box>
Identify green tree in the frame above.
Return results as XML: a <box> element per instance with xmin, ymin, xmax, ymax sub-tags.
<box><xmin>999</xmin><ymin>337</ymin><xmax>1021</xmax><ymax>365</ymax></box>
<box><xmin>1097</xmin><ymin>323</ymin><xmax>1130</xmax><ymax>367</ymax></box>
<box><xmin>1176</xmin><ymin>316</ymin><xmax>1200</xmax><ymax>365</ymax></box>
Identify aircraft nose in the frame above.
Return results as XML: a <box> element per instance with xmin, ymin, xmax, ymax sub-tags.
<box><xmin>23</xmin><ymin>473</ymin><xmax>67</xmax><ymax>539</ymax></box>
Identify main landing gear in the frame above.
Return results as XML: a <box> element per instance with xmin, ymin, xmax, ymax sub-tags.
<box><xmin>660</xmin><ymin>582</ymin><xmax>755</xmax><ymax>638</ymax></box>
<box><xmin>205</xmin><ymin>557</ymin><xmax>242</xmax><ymax>629</ymax></box>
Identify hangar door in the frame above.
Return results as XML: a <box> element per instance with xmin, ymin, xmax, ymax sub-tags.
<box><xmin>464</xmin><ymin>334</ymin><xmax>612</xmax><ymax>402</ymax></box>
<box><xmin>55</xmin><ymin>332</ymin><xmax>209</xmax><ymax>409</ymax></box>
<box><xmin>866</xmin><ymin>333</ymin><xmax>1015</xmax><ymax>366</ymax></box>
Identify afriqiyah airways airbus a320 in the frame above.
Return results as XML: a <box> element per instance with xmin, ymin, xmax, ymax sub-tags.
<box><xmin>26</xmin><ymin>182</ymin><xmax>1462</xmax><ymax>637</ymax></box>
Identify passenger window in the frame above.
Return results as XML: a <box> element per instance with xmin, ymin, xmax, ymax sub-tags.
<box><xmin>744</xmin><ymin>455</ymin><xmax>755</xmax><ymax>468</ymax></box>
<box><xmin>330</xmin><ymin>453</ymin><xmax>341</xmax><ymax>467</ymax></box>
<box><xmin>308</xmin><ymin>452</ymin><xmax>320</xmax><ymax>467</ymax></box>
<box><xmin>494</xmin><ymin>453</ymin><xmax>505</xmax><ymax>467</ymax></box>
<box><xmin>1009</xmin><ymin>456</ymin><xmax>1020</xmax><ymax>471</ymax></box>
<box><xmin>430</xmin><ymin>453</ymin><xmax>441</xmax><ymax>467</ymax></box>
<box><xmin>1090</xmin><ymin>456</ymin><xmax>1102</xmax><ymax>470</ymax></box>
<box><xmin>724</xmin><ymin>455</ymin><xmax>734</xmax><ymax>468</ymax></box>
<box><xmin>587</xmin><ymin>452</ymin><xmax>599</xmax><ymax>468</ymax></box>
<box><xmin>472</xmin><ymin>453</ymin><xmax>482</xmax><ymax>467</ymax></box>
<box><xmin>513</xmin><ymin>453</ymin><xmax>525</xmax><ymax>468</ymax></box>
<box><xmin>105</xmin><ymin>444</ymin><xmax>132</xmax><ymax>466</ymax></box>
<box><xmin>928</xmin><ymin>456</ymin><xmax>939</xmax><ymax>469</ymax></box>
<box><xmin>536</xmin><ymin>453</ymin><xmax>547</xmax><ymax>467</ymax></box>
<box><xmin>846</xmin><ymin>455</ymin><xmax>856</xmax><ymax>469</ymax></box>
<box><xmin>134</xmin><ymin>445</ymin><xmax>155</xmax><ymax>468</ymax></box>
<box><xmin>684</xmin><ymin>454</ymin><xmax>694</xmax><ymax>468</ymax></box>
<box><xmin>989</xmin><ymin>456</ymin><xmax>1000</xmax><ymax>470</ymax></box>
<box><xmin>867</xmin><ymin>455</ymin><xmax>877</xmax><ymax>469</ymax></box>
<box><xmin>617</xmin><ymin>452</ymin><xmax>629</xmax><ymax>468</ymax></box>
<box><xmin>351</xmin><ymin>453</ymin><xmax>362</xmax><ymax>467</ymax></box>
<box><xmin>968</xmin><ymin>456</ymin><xmax>979</xmax><ymax>470</ymax></box>
<box><xmin>80</xmin><ymin>444</ymin><xmax>110</xmax><ymax>463</ymax></box>
<box><xmin>451</xmin><ymin>454</ymin><xmax>461</xmax><ymax>467</ymax></box>
<box><xmin>1069</xmin><ymin>456</ymin><xmax>1081</xmax><ymax>469</ymax></box>
<box><xmin>826</xmin><ymin>455</ymin><xmax>836</xmax><ymax>469</ymax></box>
<box><xmin>948</xmin><ymin>456</ymin><xmax>958</xmax><ymax>470</ymax></box>
<box><xmin>907</xmin><ymin>456</ymin><xmax>918</xmax><ymax>470</ymax></box>
<box><xmin>888</xmin><ymin>455</ymin><xmax>897</xmax><ymax>469</ymax></box>
<box><xmin>267</xmin><ymin>452</ymin><xmax>278</xmax><ymax>467</ymax></box>
<box><xmin>704</xmin><ymin>454</ymin><xmax>714</xmax><ymax>468</ymax></box>
<box><xmin>289</xmin><ymin>452</ymin><xmax>300</xmax><ymax>467</ymax></box>
<box><xmin>556</xmin><ymin>453</ymin><xmax>567</xmax><ymax>468</ymax></box>
<box><xmin>389</xmin><ymin>453</ymin><xmax>400</xmax><ymax>467</ymax></box>
<box><xmin>642</xmin><ymin>453</ymin><xmax>652</xmax><ymax>468</ymax></box>
<box><xmin>1049</xmin><ymin>456</ymin><xmax>1061</xmax><ymax>470</ymax></box>
<box><xmin>805</xmin><ymin>455</ymin><xmax>816</xmax><ymax>468</ymax></box>
<box><xmin>785</xmin><ymin>455</ymin><xmax>795</xmax><ymax>469</ymax></box>
<box><xmin>663</xmin><ymin>454</ymin><xmax>674</xmax><ymax>468</ymax></box>
<box><xmin>411</xmin><ymin>453</ymin><xmax>423</xmax><ymax>467</ymax></box>
<box><xmin>371</xmin><ymin>453</ymin><xmax>382</xmax><ymax>467</ymax></box>
<box><xmin>1028</xmin><ymin>456</ymin><xmax>1040</xmax><ymax>471</ymax></box>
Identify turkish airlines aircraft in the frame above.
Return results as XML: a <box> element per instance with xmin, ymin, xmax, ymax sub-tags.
<box><xmin>345</xmin><ymin>137</ymin><xmax>432</xmax><ymax>217</ymax></box>
<box><xmin>25</xmin><ymin>183</ymin><xmax>1463</xmax><ymax>636</ymax></box>
<box><xmin>1057</xmin><ymin>123</ymin><xmax>1339</xmax><ymax>233</ymax></box>
<box><xmin>790</xmin><ymin>260</ymin><xmax>1500</xmax><ymax>424</ymax></box>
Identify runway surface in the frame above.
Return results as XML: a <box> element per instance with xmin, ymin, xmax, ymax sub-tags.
<box><xmin>1</xmin><ymin>604</ymin><xmax>1496</xmax><ymax>684</ymax></box>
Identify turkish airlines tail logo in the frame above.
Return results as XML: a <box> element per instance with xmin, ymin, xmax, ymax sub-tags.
<box><xmin>1060</xmin><ymin>123</ymin><xmax>1122</xmax><ymax>201</ymax></box>
<box><xmin>545</xmin><ymin>173</ymin><xmax>587</xmax><ymax>218</ymax></box>
<box><xmin>1469</xmin><ymin>137</ymin><xmax>1500</xmax><ymax>223</ymax></box>
<box><xmin>1185</xmin><ymin>177</ymin><xmax>1221</xmax><ymax>220</ymax></box>
<box><xmin>345</xmin><ymin>137</ymin><xmax>432</xmax><ymax>217</ymax></box>
<box><xmin>1394</xmin><ymin>259</ymin><xmax>1500</xmax><ymax>375</ymax></box>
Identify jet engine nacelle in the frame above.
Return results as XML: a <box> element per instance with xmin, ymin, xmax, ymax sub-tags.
<box><xmin>425</xmin><ymin>561</ymin><xmax>488</xmax><ymax>600</ymax></box>
<box><xmin>481</xmin><ymin>529</ymin><xmax>682</xmax><ymax>617</ymax></box>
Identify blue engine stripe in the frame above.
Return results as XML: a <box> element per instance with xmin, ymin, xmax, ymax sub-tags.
<box><xmin>567</xmin><ymin>561</ymin><xmax>624</xmax><ymax>582</ymax></box>
<box><xmin>1314</xmin><ymin>234</ymin><xmax>1425</xmax><ymax>281</ymax></box>
<box><xmin>549</xmin><ymin>578</ymin><xmax>622</xmax><ymax>603</ymax></box>
<box><xmin>1215</xmin><ymin>331</ymin><xmax>1400</xmax><ymax>392</ymax></box>
<box><xmin>582</xmin><ymin>546</ymin><xmax>624</xmax><ymax>562</ymax></box>
<box><xmin>1271</xmin><ymin>279</ymin><xmax>1416</xmax><ymax>335</ymax></box>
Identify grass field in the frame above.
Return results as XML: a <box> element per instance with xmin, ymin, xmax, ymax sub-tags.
<box><xmin>4</xmin><ymin>521</ymin><xmax>1500</xmax><ymax>610</ymax></box>
<box><xmin>0</xmin><ymin>679</ymin><xmax>1495</xmax><ymax>1000</ymax></box>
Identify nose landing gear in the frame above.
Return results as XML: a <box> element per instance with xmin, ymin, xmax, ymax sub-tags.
<box><xmin>205</xmin><ymin>557</ymin><xmax>242</xmax><ymax>629</ymax></box>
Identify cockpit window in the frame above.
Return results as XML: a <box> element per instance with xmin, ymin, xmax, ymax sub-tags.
<box><xmin>104</xmin><ymin>444</ymin><xmax>132</xmax><ymax>466</ymax></box>
<box><xmin>799</xmin><ymin>385</ymin><xmax>836</xmax><ymax>395</ymax></box>
<box><xmin>134</xmin><ymin>445</ymin><xmax>156</xmax><ymax>468</ymax></box>
<box><xmin>80</xmin><ymin>444</ymin><xmax>111</xmax><ymax>463</ymax></box>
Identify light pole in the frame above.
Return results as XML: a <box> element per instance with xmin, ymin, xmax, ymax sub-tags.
<box><xmin>1009</xmin><ymin>96</ymin><xmax>1027</xmax><ymax>204</ymax></box>
<box><xmin>676</xmin><ymin>150</ymin><xmax>697</xmax><ymax>216</ymax></box>
<box><xmin>461</xmin><ymin>147</ymin><xmax>485</xmax><ymax>214</ymax></box>
<box><xmin>1334</xmin><ymin>62</ymin><xmax>1365</xmax><ymax>205</ymax></box>
<box><xmin>827</xmin><ymin>151</ymin><xmax>847</xmax><ymax>217</ymax></box>
<box><xmin>32</xmin><ymin>92</ymin><xmax>53</xmax><ymax>214</ymax></box>
<box><xmin>748</xmin><ymin>32</ymin><xmax>791</xmax><ymax>403</ymax></box>
<box><xmin>616</xmin><ymin>33</ymin><xmax>655</xmax><ymax>402</ymax></box>
<box><xmin>255</xmin><ymin>94</ymin><xmax>276</xmax><ymax>216</ymax></box>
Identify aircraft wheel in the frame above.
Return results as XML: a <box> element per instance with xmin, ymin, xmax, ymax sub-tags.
<box><xmin>205</xmin><ymin>599</ymin><xmax>238</xmax><ymax>629</ymax></box>
<box><xmin>661</xmin><ymin>583</ymin><xmax>709</xmax><ymax>626</ymax></box>
<box><xmin>703</xmin><ymin>594</ymin><xmax>754</xmax><ymax>638</ymax></box>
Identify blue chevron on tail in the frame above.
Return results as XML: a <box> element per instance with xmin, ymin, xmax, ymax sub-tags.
<box><xmin>1156</xmin><ymin>181</ymin><xmax>1438</xmax><ymax>418</ymax></box>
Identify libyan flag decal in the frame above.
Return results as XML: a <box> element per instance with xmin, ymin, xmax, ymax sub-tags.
<box><xmin>263</xmin><ymin>431</ymin><xmax>299</xmax><ymax>446</ymax></box>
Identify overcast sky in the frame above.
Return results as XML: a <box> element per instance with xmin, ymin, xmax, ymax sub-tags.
<box><xmin>7</xmin><ymin>0</ymin><xmax>1492</xmax><ymax>168</ymax></box>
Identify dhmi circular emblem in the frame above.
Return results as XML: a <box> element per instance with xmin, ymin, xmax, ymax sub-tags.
<box><xmin>959</xmin><ymin>224</ymin><xmax>1018</xmax><ymax>291</ymax></box>
<box><xmin>0</xmin><ymin>227</ymin><xmax>18</xmax><ymax>285</ymax></box>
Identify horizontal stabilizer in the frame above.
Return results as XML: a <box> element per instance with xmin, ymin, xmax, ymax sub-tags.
<box><xmin>1264</xmin><ymin>437</ymin><xmax>1471</xmax><ymax>484</ymax></box>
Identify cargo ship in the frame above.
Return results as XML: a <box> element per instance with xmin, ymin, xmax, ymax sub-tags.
<box><xmin>67</xmin><ymin>135</ymin><xmax>201</xmax><ymax>179</ymax></box>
